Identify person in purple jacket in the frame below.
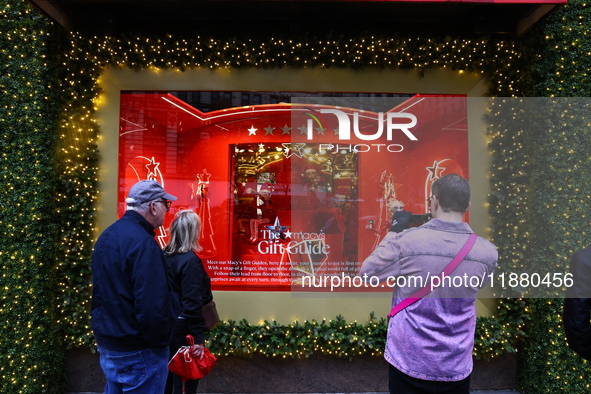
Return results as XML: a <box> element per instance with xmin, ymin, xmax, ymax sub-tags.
<box><xmin>361</xmin><ymin>173</ymin><xmax>498</xmax><ymax>394</ymax></box>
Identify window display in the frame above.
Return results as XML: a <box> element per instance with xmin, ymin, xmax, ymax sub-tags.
<box><xmin>119</xmin><ymin>92</ymin><xmax>468</xmax><ymax>291</ymax></box>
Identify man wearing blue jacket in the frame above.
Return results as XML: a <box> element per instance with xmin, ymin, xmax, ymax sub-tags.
<box><xmin>91</xmin><ymin>180</ymin><xmax>178</xmax><ymax>394</ymax></box>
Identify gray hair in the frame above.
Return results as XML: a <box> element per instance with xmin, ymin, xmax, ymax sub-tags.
<box><xmin>126</xmin><ymin>200</ymin><xmax>152</xmax><ymax>213</ymax></box>
<box><xmin>164</xmin><ymin>210</ymin><xmax>202</xmax><ymax>255</ymax></box>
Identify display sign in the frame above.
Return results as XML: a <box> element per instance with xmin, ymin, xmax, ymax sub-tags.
<box><xmin>119</xmin><ymin>92</ymin><xmax>468</xmax><ymax>291</ymax></box>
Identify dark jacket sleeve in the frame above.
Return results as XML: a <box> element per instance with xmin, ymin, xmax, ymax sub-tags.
<box><xmin>563</xmin><ymin>248</ymin><xmax>591</xmax><ymax>361</ymax></box>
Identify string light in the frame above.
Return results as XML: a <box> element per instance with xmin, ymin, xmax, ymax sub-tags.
<box><xmin>204</xmin><ymin>314</ymin><xmax>388</xmax><ymax>359</ymax></box>
<box><xmin>486</xmin><ymin>3</ymin><xmax>591</xmax><ymax>390</ymax></box>
<box><xmin>48</xmin><ymin>25</ymin><xmax>526</xmax><ymax>353</ymax></box>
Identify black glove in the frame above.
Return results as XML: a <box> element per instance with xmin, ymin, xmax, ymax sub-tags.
<box><xmin>390</xmin><ymin>210</ymin><xmax>412</xmax><ymax>233</ymax></box>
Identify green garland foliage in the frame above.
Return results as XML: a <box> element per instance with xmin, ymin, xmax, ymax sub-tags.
<box><xmin>517</xmin><ymin>300</ymin><xmax>591</xmax><ymax>393</ymax></box>
<box><xmin>52</xmin><ymin>30</ymin><xmax>100</xmax><ymax>349</ymax></box>
<box><xmin>207</xmin><ymin>314</ymin><xmax>387</xmax><ymax>359</ymax></box>
<box><xmin>486</xmin><ymin>1</ymin><xmax>591</xmax><ymax>392</ymax></box>
<box><xmin>527</xmin><ymin>1</ymin><xmax>591</xmax><ymax>98</ymax></box>
<box><xmin>72</xmin><ymin>33</ymin><xmax>519</xmax><ymax>73</ymax></box>
<box><xmin>0</xmin><ymin>1</ymin><xmax>67</xmax><ymax>393</ymax></box>
<box><xmin>474</xmin><ymin>299</ymin><xmax>527</xmax><ymax>360</ymax></box>
<box><xmin>205</xmin><ymin>310</ymin><xmax>522</xmax><ymax>361</ymax></box>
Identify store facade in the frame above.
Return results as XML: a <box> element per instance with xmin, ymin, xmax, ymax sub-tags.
<box><xmin>7</xmin><ymin>0</ymin><xmax>583</xmax><ymax>392</ymax></box>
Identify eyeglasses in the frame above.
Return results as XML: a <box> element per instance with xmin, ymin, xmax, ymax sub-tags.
<box><xmin>154</xmin><ymin>199</ymin><xmax>172</xmax><ymax>211</ymax></box>
<box><xmin>426</xmin><ymin>195</ymin><xmax>437</xmax><ymax>203</ymax></box>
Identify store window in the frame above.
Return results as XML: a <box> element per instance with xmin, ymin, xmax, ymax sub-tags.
<box><xmin>119</xmin><ymin>91</ymin><xmax>468</xmax><ymax>291</ymax></box>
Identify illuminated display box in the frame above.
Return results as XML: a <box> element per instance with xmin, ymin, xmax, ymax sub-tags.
<box><xmin>119</xmin><ymin>93</ymin><xmax>468</xmax><ymax>291</ymax></box>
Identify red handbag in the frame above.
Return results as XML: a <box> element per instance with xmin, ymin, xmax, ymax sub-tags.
<box><xmin>168</xmin><ymin>335</ymin><xmax>217</xmax><ymax>382</ymax></box>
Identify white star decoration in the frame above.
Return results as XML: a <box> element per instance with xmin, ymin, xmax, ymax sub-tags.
<box><xmin>248</xmin><ymin>126</ymin><xmax>257</xmax><ymax>136</ymax></box>
<box><xmin>282</xmin><ymin>143</ymin><xmax>306</xmax><ymax>158</ymax></box>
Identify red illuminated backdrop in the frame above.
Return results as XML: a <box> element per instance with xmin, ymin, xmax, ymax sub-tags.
<box><xmin>119</xmin><ymin>93</ymin><xmax>468</xmax><ymax>291</ymax></box>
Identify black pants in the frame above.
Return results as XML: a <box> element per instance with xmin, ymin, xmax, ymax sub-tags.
<box><xmin>389</xmin><ymin>364</ymin><xmax>471</xmax><ymax>394</ymax></box>
<box><xmin>165</xmin><ymin>319</ymin><xmax>200</xmax><ymax>394</ymax></box>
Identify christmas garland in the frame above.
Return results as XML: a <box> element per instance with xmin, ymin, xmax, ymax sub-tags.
<box><xmin>0</xmin><ymin>2</ymin><xmax>67</xmax><ymax>393</ymax></box>
<box><xmin>207</xmin><ymin>314</ymin><xmax>387</xmax><ymax>359</ymax></box>
<box><xmin>486</xmin><ymin>2</ymin><xmax>591</xmax><ymax>392</ymax></box>
<box><xmin>205</xmin><ymin>309</ymin><xmax>524</xmax><ymax>361</ymax></box>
